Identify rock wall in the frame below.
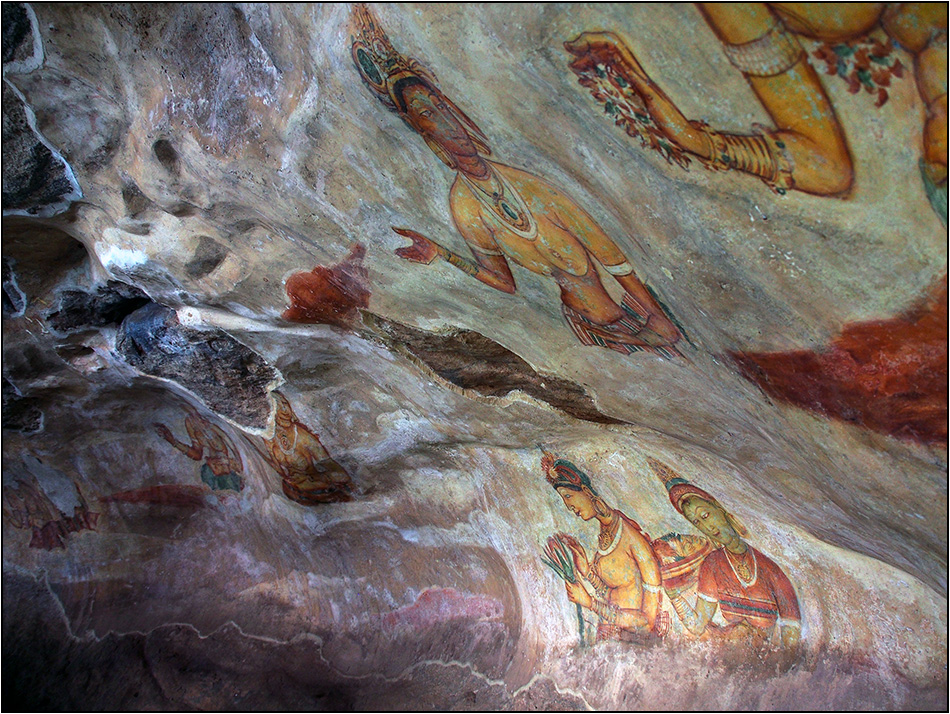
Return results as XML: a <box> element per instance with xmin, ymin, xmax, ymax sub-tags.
<box><xmin>2</xmin><ymin>3</ymin><xmax>946</xmax><ymax>710</ymax></box>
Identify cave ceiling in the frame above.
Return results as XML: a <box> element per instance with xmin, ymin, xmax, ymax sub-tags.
<box><xmin>1</xmin><ymin>2</ymin><xmax>947</xmax><ymax>710</ymax></box>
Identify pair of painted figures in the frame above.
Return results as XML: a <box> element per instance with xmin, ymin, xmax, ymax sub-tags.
<box><xmin>544</xmin><ymin>452</ymin><xmax>802</xmax><ymax>650</ymax></box>
<box><xmin>348</xmin><ymin>3</ymin><xmax>947</xmax><ymax>363</ymax></box>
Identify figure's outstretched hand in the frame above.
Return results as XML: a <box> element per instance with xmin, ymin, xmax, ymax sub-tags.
<box><xmin>153</xmin><ymin>423</ymin><xmax>173</xmax><ymax>442</ymax></box>
<box><xmin>564</xmin><ymin>31</ymin><xmax>646</xmax><ymax>78</ymax></box>
<box><xmin>564</xmin><ymin>31</ymin><xmax>706</xmax><ymax>157</ymax></box>
<box><xmin>393</xmin><ymin>227</ymin><xmax>439</xmax><ymax>265</ymax></box>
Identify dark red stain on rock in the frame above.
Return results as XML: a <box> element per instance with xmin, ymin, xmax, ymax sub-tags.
<box><xmin>282</xmin><ymin>243</ymin><xmax>370</xmax><ymax>327</ymax></box>
<box><xmin>732</xmin><ymin>276</ymin><xmax>948</xmax><ymax>445</ymax></box>
<box><xmin>100</xmin><ymin>484</ymin><xmax>211</xmax><ymax>508</ymax></box>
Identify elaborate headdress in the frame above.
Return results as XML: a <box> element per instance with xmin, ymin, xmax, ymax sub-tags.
<box><xmin>349</xmin><ymin>4</ymin><xmax>492</xmax><ymax>156</ymax></box>
<box><xmin>541</xmin><ymin>449</ymin><xmax>599</xmax><ymax>496</ymax></box>
<box><xmin>648</xmin><ymin>456</ymin><xmax>747</xmax><ymax>536</ymax></box>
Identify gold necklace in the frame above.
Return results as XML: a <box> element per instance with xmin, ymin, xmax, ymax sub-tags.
<box><xmin>460</xmin><ymin>166</ymin><xmax>538</xmax><ymax>240</ymax></box>
<box><xmin>724</xmin><ymin>546</ymin><xmax>757</xmax><ymax>587</ymax></box>
<box><xmin>277</xmin><ymin>423</ymin><xmax>298</xmax><ymax>454</ymax></box>
<box><xmin>598</xmin><ymin>514</ymin><xmax>621</xmax><ymax>552</ymax></box>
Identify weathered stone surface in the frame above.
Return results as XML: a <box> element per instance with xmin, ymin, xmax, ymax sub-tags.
<box><xmin>371</xmin><ymin>315</ymin><xmax>626</xmax><ymax>425</ymax></box>
<box><xmin>1</xmin><ymin>3</ymin><xmax>946</xmax><ymax>711</ymax></box>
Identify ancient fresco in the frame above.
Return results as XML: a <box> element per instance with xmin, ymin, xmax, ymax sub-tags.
<box><xmin>250</xmin><ymin>391</ymin><xmax>354</xmax><ymax>504</ymax></box>
<box><xmin>1</xmin><ymin>2</ymin><xmax>947</xmax><ymax>711</ymax></box>
<box><xmin>541</xmin><ymin>451</ymin><xmax>801</xmax><ymax>651</ymax></box>
<box><xmin>351</xmin><ymin>4</ymin><xmax>684</xmax><ymax>358</ymax></box>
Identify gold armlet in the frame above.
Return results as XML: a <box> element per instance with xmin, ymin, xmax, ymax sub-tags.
<box><xmin>694</xmin><ymin>122</ymin><xmax>794</xmax><ymax>194</ymax></box>
<box><xmin>438</xmin><ymin>247</ymin><xmax>479</xmax><ymax>276</ymax></box>
<box><xmin>721</xmin><ymin>21</ymin><xmax>804</xmax><ymax>77</ymax></box>
<box><xmin>585</xmin><ymin>571</ymin><xmax>609</xmax><ymax>600</ymax></box>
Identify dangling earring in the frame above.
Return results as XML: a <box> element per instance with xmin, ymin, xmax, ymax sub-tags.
<box><xmin>726</xmin><ymin>512</ymin><xmax>748</xmax><ymax>539</ymax></box>
<box><xmin>593</xmin><ymin>496</ymin><xmax>609</xmax><ymax>519</ymax></box>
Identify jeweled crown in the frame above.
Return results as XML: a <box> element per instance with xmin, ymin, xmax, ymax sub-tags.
<box><xmin>350</xmin><ymin>4</ymin><xmax>439</xmax><ymax>112</ymax></box>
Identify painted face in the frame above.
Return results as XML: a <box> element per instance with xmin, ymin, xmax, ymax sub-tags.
<box><xmin>401</xmin><ymin>84</ymin><xmax>479</xmax><ymax>159</ymax></box>
<box><xmin>273</xmin><ymin>395</ymin><xmax>295</xmax><ymax>427</ymax></box>
<box><xmin>556</xmin><ymin>487</ymin><xmax>596</xmax><ymax>521</ymax></box>
<box><xmin>682</xmin><ymin>497</ymin><xmax>740</xmax><ymax>548</ymax></box>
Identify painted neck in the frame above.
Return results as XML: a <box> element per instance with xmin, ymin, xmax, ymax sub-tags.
<box><xmin>455</xmin><ymin>152</ymin><xmax>491</xmax><ymax>180</ymax></box>
<box><xmin>596</xmin><ymin>507</ymin><xmax>617</xmax><ymax>529</ymax></box>
<box><xmin>724</xmin><ymin>538</ymin><xmax>749</xmax><ymax>555</ymax></box>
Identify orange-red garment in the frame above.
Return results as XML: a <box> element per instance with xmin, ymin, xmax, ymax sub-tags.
<box><xmin>697</xmin><ymin>547</ymin><xmax>801</xmax><ymax>629</ymax></box>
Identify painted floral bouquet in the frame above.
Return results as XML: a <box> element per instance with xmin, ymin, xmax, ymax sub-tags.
<box><xmin>540</xmin><ymin>533</ymin><xmax>585</xmax><ymax>643</ymax></box>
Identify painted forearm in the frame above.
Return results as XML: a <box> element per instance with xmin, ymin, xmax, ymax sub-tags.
<box><xmin>435</xmin><ymin>244</ymin><xmax>515</xmax><ymax>293</ymax></box>
<box><xmin>590</xmin><ymin>598</ymin><xmax>649</xmax><ymax>630</ymax></box>
<box><xmin>170</xmin><ymin>439</ymin><xmax>203</xmax><ymax>461</ymax></box>
<box><xmin>669</xmin><ymin>593</ymin><xmax>709</xmax><ymax>635</ymax></box>
<box><xmin>583</xmin><ymin>570</ymin><xmax>610</xmax><ymax>600</ymax></box>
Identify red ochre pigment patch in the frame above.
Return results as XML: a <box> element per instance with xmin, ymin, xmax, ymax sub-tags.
<box><xmin>732</xmin><ymin>276</ymin><xmax>948</xmax><ymax>445</ymax></box>
<box><xmin>282</xmin><ymin>243</ymin><xmax>370</xmax><ymax>327</ymax></box>
<box><xmin>381</xmin><ymin>587</ymin><xmax>503</xmax><ymax>630</ymax></box>
<box><xmin>100</xmin><ymin>484</ymin><xmax>211</xmax><ymax>508</ymax></box>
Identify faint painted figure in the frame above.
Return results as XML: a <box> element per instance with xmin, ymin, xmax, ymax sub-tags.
<box><xmin>650</xmin><ymin>457</ymin><xmax>802</xmax><ymax>649</ymax></box>
<box><xmin>2</xmin><ymin>468</ymin><xmax>99</xmax><ymax>550</ymax></box>
<box><xmin>154</xmin><ymin>403</ymin><xmax>244</xmax><ymax>492</ymax></box>
<box><xmin>252</xmin><ymin>391</ymin><xmax>353</xmax><ymax>504</ymax></box>
<box><xmin>542</xmin><ymin>450</ymin><xmax>666</xmax><ymax>643</ymax></box>
<box><xmin>350</xmin><ymin>4</ymin><xmax>683</xmax><ymax>358</ymax></box>
<box><xmin>567</xmin><ymin>3</ymin><xmax>946</xmax><ymax>213</ymax></box>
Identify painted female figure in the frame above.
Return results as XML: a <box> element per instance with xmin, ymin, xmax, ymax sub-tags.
<box><xmin>543</xmin><ymin>451</ymin><xmax>666</xmax><ymax>643</ymax></box>
<box><xmin>649</xmin><ymin>457</ymin><xmax>802</xmax><ymax>649</ymax></box>
<box><xmin>566</xmin><ymin>4</ymin><xmax>946</xmax><ymax>213</ymax></box>
<box><xmin>350</xmin><ymin>4</ymin><xmax>683</xmax><ymax>358</ymax></box>
<box><xmin>253</xmin><ymin>392</ymin><xmax>353</xmax><ymax>505</ymax></box>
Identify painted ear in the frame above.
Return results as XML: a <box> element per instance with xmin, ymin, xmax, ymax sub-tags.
<box><xmin>726</xmin><ymin>511</ymin><xmax>748</xmax><ymax>538</ymax></box>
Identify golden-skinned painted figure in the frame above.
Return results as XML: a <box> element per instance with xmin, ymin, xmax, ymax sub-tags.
<box><xmin>567</xmin><ymin>3</ymin><xmax>947</xmax><ymax>210</ymax></box>
<box><xmin>350</xmin><ymin>5</ymin><xmax>684</xmax><ymax>358</ymax></box>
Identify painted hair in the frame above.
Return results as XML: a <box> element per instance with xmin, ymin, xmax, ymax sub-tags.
<box><xmin>544</xmin><ymin>456</ymin><xmax>599</xmax><ymax>497</ymax></box>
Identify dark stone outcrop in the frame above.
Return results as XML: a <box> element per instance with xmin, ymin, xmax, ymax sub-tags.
<box><xmin>1</xmin><ymin>377</ymin><xmax>43</xmax><ymax>433</ymax></box>
<box><xmin>1</xmin><ymin>3</ymin><xmax>35</xmax><ymax>67</ymax></box>
<box><xmin>2</xmin><ymin>258</ymin><xmax>27</xmax><ymax>316</ymax></box>
<box><xmin>2</xmin><ymin>81</ymin><xmax>80</xmax><ymax>216</ymax></box>
<box><xmin>46</xmin><ymin>281</ymin><xmax>152</xmax><ymax>333</ymax></box>
<box><xmin>115</xmin><ymin>302</ymin><xmax>277</xmax><ymax>428</ymax></box>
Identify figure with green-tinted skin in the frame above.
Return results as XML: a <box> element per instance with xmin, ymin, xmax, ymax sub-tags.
<box><xmin>651</xmin><ymin>457</ymin><xmax>802</xmax><ymax>650</ymax></box>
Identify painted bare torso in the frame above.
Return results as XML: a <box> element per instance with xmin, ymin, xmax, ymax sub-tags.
<box><xmin>449</xmin><ymin>162</ymin><xmax>629</xmax><ymax>324</ymax></box>
<box><xmin>187</xmin><ymin>418</ymin><xmax>241</xmax><ymax>476</ymax></box>
<box><xmin>590</xmin><ymin>519</ymin><xmax>652</xmax><ymax>612</ymax></box>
